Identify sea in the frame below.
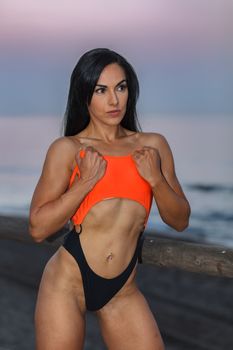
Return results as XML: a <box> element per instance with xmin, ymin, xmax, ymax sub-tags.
<box><xmin>0</xmin><ymin>115</ymin><xmax>232</xmax><ymax>248</ymax></box>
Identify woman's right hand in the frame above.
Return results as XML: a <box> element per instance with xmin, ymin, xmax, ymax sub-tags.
<box><xmin>75</xmin><ymin>146</ymin><xmax>107</xmax><ymax>186</ymax></box>
<box><xmin>29</xmin><ymin>138</ymin><xmax>107</xmax><ymax>241</ymax></box>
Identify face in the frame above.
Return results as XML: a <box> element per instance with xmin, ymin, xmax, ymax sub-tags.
<box><xmin>87</xmin><ymin>63</ymin><xmax>128</xmax><ymax>125</ymax></box>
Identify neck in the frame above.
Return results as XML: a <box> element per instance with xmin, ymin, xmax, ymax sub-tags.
<box><xmin>85</xmin><ymin>121</ymin><xmax>127</xmax><ymax>143</ymax></box>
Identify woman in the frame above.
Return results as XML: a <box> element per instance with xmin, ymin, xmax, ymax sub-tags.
<box><xmin>29</xmin><ymin>48</ymin><xmax>190</xmax><ymax>350</ymax></box>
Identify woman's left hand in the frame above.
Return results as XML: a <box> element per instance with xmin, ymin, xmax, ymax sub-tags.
<box><xmin>132</xmin><ymin>146</ymin><xmax>163</xmax><ymax>188</ymax></box>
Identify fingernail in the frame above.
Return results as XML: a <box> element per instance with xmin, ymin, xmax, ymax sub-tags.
<box><xmin>79</xmin><ymin>149</ymin><xmax>85</xmax><ymax>158</ymax></box>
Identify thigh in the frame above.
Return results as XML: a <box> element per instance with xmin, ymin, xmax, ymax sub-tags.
<box><xmin>35</xmin><ymin>256</ymin><xmax>86</xmax><ymax>350</ymax></box>
<box><xmin>96</xmin><ymin>287</ymin><xmax>165</xmax><ymax>350</ymax></box>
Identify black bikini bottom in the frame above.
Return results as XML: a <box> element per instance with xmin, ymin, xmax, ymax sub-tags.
<box><xmin>62</xmin><ymin>226</ymin><xmax>145</xmax><ymax>311</ymax></box>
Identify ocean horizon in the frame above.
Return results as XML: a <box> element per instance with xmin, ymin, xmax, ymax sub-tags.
<box><xmin>0</xmin><ymin>114</ymin><xmax>232</xmax><ymax>247</ymax></box>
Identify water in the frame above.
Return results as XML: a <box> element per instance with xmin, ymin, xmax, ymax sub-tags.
<box><xmin>0</xmin><ymin>115</ymin><xmax>232</xmax><ymax>247</ymax></box>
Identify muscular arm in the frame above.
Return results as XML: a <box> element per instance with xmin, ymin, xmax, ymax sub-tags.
<box><xmin>29</xmin><ymin>138</ymin><xmax>93</xmax><ymax>242</ymax></box>
<box><xmin>151</xmin><ymin>134</ymin><xmax>191</xmax><ymax>231</ymax></box>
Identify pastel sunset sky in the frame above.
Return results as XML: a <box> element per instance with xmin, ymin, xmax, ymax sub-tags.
<box><xmin>0</xmin><ymin>0</ymin><xmax>232</xmax><ymax>116</ymax></box>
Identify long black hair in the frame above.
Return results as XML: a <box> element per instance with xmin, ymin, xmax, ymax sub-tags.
<box><xmin>62</xmin><ymin>48</ymin><xmax>142</xmax><ymax>136</ymax></box>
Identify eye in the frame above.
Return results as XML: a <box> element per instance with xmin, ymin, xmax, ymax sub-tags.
<box><xmin>117</xmin><ymin>84</ymin><xmax>127</xmax><ymax>91</ymax></box>
<box><xmin>95</xmin><ymin>87</ymin><xmax>106</xmax><ymax>94</ymax></box>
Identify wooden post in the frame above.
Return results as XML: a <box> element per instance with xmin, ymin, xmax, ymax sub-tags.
<box><xmin>1</xmin><ymin>215</ymin><xmax>233</xmax><ymax>278</ymax></box>
<box><xmin>142</xmin><ymin>236</ymin><xmax>233</xmax><ymax>277</ymax></box>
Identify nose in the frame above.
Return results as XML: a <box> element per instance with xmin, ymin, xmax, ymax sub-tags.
<box><xmin>108</xmin><ymin>90</ymin><xmax>119</xmax><ymax>106</ymax></box>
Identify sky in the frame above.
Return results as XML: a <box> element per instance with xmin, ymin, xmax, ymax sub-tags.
<box><xmin>0</xmin><ymin>0</ymin><xmax>233</xmax><ymax>117</ymax></box>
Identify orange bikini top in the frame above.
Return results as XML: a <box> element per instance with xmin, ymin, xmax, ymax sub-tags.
<box><xmin>69</xmin><ymin>149</ymin><xmax>153</xmax><ymax>228</ymax></box>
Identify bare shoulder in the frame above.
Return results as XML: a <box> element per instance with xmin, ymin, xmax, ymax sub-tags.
<box><xmin>140</xmin><ymin>132</ymin><xmax>189</xmax><ymax>199</ymax></box>
<box><xmin>46</xmin><ymin>136</ymin><xmax>77</xmax><ymax>156</ymax></box>
<box><xmin>138</xmin><ymin>131</ymin><xmax>169</xmax><ymax>150</ymax></box>
<box><xmin>29</xmin><ymin>136</ymin><xmax>81</xmax><ymax>214</ymax></box>
<box><xmin>139</xmin><ymin>131</ymin><xmax>174</xmax><ymax>171</ymax></box>
<box><xmin>44</xmin><ymin>136</ymin><xmax>82</xmax><ymax>170</ymax></box>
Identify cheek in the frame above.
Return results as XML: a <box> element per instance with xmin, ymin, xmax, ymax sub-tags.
<box><xmin>89</xmin><ymin>97</ymin><xmax>103</xmax><ymax>112</ymax></box>
<box><xmin>121</xmin><ymin>92</ymin><xmax>128</xmax><ymax>105</ymax></box>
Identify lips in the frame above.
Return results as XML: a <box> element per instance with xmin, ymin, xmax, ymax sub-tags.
<box><xmin>107</xmin><ymin>109</ymin><xmax>121</xmax><ymax>117</ymax></box>
<box><xmin>107</xmin><ymin>109</ymin><xmax>121</xmax><ymax>113</ymax></box>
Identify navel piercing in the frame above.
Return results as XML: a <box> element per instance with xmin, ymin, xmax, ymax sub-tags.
<box><xmin>106</xmin><ymin>252</ymin><xmax>113</xmax><ymax>260</ymax></box>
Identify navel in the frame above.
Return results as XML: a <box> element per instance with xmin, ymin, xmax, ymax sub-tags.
<box><xmin>106</xmin><ymin>252</ymin><xmax>114</xmax><ymax>261</ymax></box>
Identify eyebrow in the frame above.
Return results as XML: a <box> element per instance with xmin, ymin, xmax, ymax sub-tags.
<box><xmin>95</xmin><ymin>79</ymin><xmax>127</xmax><ymax>88</ymax></box>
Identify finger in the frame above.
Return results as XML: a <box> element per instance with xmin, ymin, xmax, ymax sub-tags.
<box><xmin>85</xmin><ymin>146</ymin><xmax>94</xmax><ymax>154</ymax></box>
<box><xmin>134</xmin><ymin>147</ymin><xmax>144</xmax><ymax>152</ymax></box>
<box><xmin>133</xmin><ymin>149</ymin><xmax>145</xmax><ymax>157</ymax></box>
<box><xmin>88</xmin><ymin>147</ymin><xmax>104</xmax><ymax>158</ymax></box>
<box><xmin>133</xmin><ymin>149</ymin><xmax>142</xmax><ymax>155</ymax></box>
<box><xmin>75</xmin><ymin>146</ymin><xmax>86</xmax><ymax>165</ymax></box>
<box><xmin>132</xmin><ymin>152</ymin><xmax>141</xmax><ymax>160</ymax></box>
<box><xmin>78</xmin><ymin>144</ymin><xmax>104</xmax><ymax>159</ymax></box>
<box><xmin>142</xmin><ymin>145</ymin><xmax>154</xmax><ymax>150</ymax></box>
<box><xmin>79</xmin><ymin>148</ymin><xmax>86</xmax><ymax>158</ymax></box>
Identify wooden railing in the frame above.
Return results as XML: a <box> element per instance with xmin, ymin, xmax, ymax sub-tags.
<box><xmin>1</xmin><ymin>215</ymin><xmax>233</xmax><ymax>278</ymax></box>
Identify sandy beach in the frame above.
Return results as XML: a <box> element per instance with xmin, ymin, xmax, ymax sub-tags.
<box><xmin>0</xmin><ymin>215</ymin><xmax>233</xmax><ymax>350</ymax></box>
